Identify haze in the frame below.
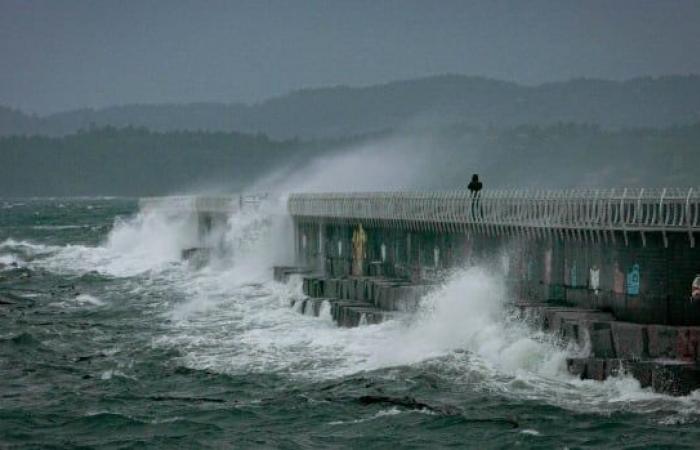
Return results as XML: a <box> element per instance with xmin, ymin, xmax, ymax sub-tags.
<box><xmin>2</xmin><ymin>0</ymin><xmax>699</xmax><ymax>114</ymax></box>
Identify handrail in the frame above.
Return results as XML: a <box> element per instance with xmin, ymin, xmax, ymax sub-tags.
<box><xmin>138</xmin><ymin>193</ymin><xmax>268</xmax><ymax>213</ymax></box>
<box><xmin>288</xmin><ymin>188</ymin><xmax>700</xmax><ymax>236</ymax></box>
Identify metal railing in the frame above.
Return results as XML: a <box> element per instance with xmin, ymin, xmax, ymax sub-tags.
<box><xmin>289</xmin><ymin>188</ymin><xmax>700</xmax><ymax>246</ymax></box>
<box><xmin>139</xmin><ymin>194</ymin><xmax>268</xmax><ymax>213</ymax></box>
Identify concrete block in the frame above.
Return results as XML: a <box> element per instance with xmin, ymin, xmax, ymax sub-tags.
<box><xmin>302</xmin><ymin>277</ymin><xmax>311</xmax><ymax>296</ymax></box>
<box><xmin>338</xmin><ymin>307</ymin><xmax>387</xmax><ymax>327</ymax></box>
<box><xmin>330</xmin><ymin>300</ymin><xmax>371</xmax><ymax>324</ymax></box>
<box><xmin>622</xmin><ymin>360</ymin><xmax>653</xmax><ymax>388</ymax></box>
<box><xmin>375</xmin><ymin>285</ymin><xmax>390</xmax><ymax>309</ymax></box>
<box><xmin>356</xmin><ymin>279</ymin><xmax>367</xmax><ymax>301</ymax></box>
<box><xmin>611</xmin><ymin>322</ymin><xmax>647</xmax><ymax>359</ymax></box>
<box><xmin>586</xmin><ymin>358</ymin><xmax>607</xmax><ymax>381</ymax></box>
<box><xmin>561</xmin><ymin>320</ymin><xmax>579</xmax><ymax>342</ymax></box>
<box><xmin>566</xmin><ymin>358</ymin><xmax>587</xmax><ymax>378</ymax></box>
<box><xmin>324</xmin><ymin>279</ymin><xmax>338</xmax><ymax>298</ymax></box>
<box><xmin>651</xmin><ymin>363</ymin><xmax>700</xmax><ymax>396</ymax></box>
<box><xmin>394</xmin><ymin>286</ymin><xmax>421</xmax><ymax>312</ymax></box>
<box><xmin>604</xmin><ymin>359</ymin><xmax>625</xmax><ymax>378</ymax></box>
<box><xmin>677</xmin><ymin>328</ymin><xmax>700</xmax><ymax>362</ymax></box>
<box><xmin>314</xmin><ymin>279</ymin><xmax>324</xmax><ymax>298</ymax></box>
<box><xmin>589</xmin><ymin>322</ymin><xmax>616</xmax><ymax>358</ymax></box>
<box><xmin>340</xmin><ymin>280</ymin><xmax>350</xmax><ymax>299</ymax></box>
<box><xmin>647</xmin><ymin>325</ymin><xmax>680</xmax><ymax>358</ymax></box>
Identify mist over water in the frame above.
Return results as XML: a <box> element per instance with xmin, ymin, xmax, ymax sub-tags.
<box><xmin>248</xmin><ymin>134</ymin><xmax>483</xmax><ymax>193</ymax></box>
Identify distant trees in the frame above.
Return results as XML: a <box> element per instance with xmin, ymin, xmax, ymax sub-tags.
<box><xmin>1</xmin><ymin>123</ymin><xmax>698</xmax><ymax>197</ymax></box>
<box><xmin>2</xmin><ymin>75</ymin><xmax>700</xmax><ymax>139</ymax></box>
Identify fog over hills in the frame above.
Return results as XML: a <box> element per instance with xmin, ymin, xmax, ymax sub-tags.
<box><xmin>1</xmin><ymin>122</ymin><xmax>699</xmax><ymax>198</ymax></box>
<box><xmin>2</xmin><ymin>74</ymin><xmax>700</xmax><ymax>197</ymax></box>
<box><xmin>2</xmin><ymin>75</ymin><xmax>700</xmax><ymax>139</ymax></box>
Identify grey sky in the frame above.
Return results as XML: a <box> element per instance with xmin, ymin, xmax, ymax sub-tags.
<box><xmin>1</xmin><ymin>0</ymin><xmax>699</xmax><ymax>113</ymax></box>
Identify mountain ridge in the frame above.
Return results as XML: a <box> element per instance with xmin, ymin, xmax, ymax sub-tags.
<box><xmin>2</xmin><ymin>74</ymin><xmax>700</xmax><ymax>138</ymax></box>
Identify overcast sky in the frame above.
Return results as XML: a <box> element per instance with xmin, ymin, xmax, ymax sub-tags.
<box><xmin>1</xmin><ymin>0</ymin><xmax>699</xmax><ymax>113</ymax></box>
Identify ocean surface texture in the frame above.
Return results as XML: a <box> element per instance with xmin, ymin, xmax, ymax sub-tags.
<box><xmin>1</xmin><ymin>198</ymin><xmax>700</xmax><ymax>449</ymax></box>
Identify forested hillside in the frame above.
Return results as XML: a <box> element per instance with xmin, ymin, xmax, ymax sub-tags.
<box><xmin>1</xmin><ymin>123</ymin><xmax>698</xmax><ymax>197</ymax></box>
<box><xmin>2</xmin><ymin>75</ymin><xmax>700</xmax><ymax>139</ymax></box>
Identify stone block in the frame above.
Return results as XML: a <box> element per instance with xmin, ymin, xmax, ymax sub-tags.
<box><xmin>338</xmin><ymin>307</ymin><xmax>387</xmax><ymax>327</ymax></box>
<box><xmin>324</xmin><ymin>279</ymin><xmax>338</xmax><ymax>298</ymax></box>
<box><xmin>651</xmin><ymin>363</ymin><xmax>700</xmax><ymax>396</ymax></box>
<box><xmin>340</xmin><ymin>280</ymin><xmax>351</xmax><ymax>299</ymax></box>
<box><xmin>302</xmin><ymin>277</ymin><xmax>311</xmax><ymax>296</ymax></box>
<box><xmin>394</xmin><ymin>286</ymin><xmax>421</xmax><ymax>312</ymax></box>
<box><xmin>347</xmin><ymin>278</ymin><xmax>356</xmax><ymax>300</ymax></box>
<box><xmin>566</xmin><ymin>358</ymin><xmax>587</xmax><ymax>378</ymax></box>
<box><xmin>561</xmin><ymin>320</ymin><xmax>579</xmax><ymax>342</ymax></box>
<box><xmin>622</xmin><ymin>360</ymin><xmax>653</xmax><ymax>388</ymax></box>
<box><xmin>330</xmin><ymin>300</ymin><xmax>369</xmax><ymax>324</ymax></box>
<box><xmin>589</xmin><ymin>322</ymin><xmax>616</xmax><ymax>358</ymax></box>
<box><xmin>647</xmin><ymin>325</ymin><xmax>680</xmax><ymax>358</ymax></box>
<box><xmin>677</xmin><ymin>328</ymin><xmax>700</xmax><ymax>362</ymax></box>
<box><xmin>586</xmin><ymin>358</ymin><xmax>607</xmax><ymax>381</ymax></box>
<box><xmin>611</xmin><ymin>322</ymin><xmax>647</xmax><ymax>359</ymax></box>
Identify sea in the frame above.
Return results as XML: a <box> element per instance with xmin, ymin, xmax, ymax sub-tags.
<box><xmin>2</xmin><ymin>197</ymin><xmax>700</xmax><ymax>449</ymax></box>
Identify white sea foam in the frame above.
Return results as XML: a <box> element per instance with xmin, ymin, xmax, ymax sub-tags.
<box><xmin>75</xmin><ymin>294</ymin><xmax>105</xmax><ymax>306</ymax></box>
<box><xmin>6</xmin><ymin>196</ymin><xmax>700</xmax><ymax>419</ymax></box>
<box><xmin>156</xmin><ymin>244</ymin><xmax>700</xmax><ymax>418</ymax></box>
<box><xmin>18</xmin><ymin>208</ymin><xmax>197</xmax><ymax>277</ymax></box>
<box><xmin>0</xmin><ymin>253</ymin><xmax>24</xmax><ymax>268</ymax></box>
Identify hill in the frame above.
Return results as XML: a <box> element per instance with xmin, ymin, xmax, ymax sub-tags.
<box><xmin>2</xmin><ymin>75</ymin><xmax>700</xmax><ymax>139</ymax></box>
<box><xmin>1</xmin><ymin>123</ymin><xmax>699</xmax><ymax>198</ymax></box>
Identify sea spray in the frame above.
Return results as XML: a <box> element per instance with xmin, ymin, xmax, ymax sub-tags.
<box><xmin>363</xmin><ymin>267</ymin><xmax>569</xmax><ymax>377</ymax></box>
<box><xmin>15</xmin><ymin>207</ymin><xmax>198</xmax><ymax>277</ymax></box>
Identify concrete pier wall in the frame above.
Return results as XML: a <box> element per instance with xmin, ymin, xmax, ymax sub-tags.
<box><xmin>294</xmin><ymin>221</ymin><xmax>700</xmax><ymax>326</ymax></box>
<box><xmin>281</xmin><ymin>189</ymin><xmax>700</xmax><ymax>394</ymax></box>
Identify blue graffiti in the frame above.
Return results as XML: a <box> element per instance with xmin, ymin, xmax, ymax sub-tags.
<box><xmin>627</xmin><ymin>263</ymin><xmax>640</xmax><ymax>295</ymax></box>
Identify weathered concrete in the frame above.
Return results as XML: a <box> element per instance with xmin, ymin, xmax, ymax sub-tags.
<box><xmin>293</xmin><ymin>218</ymin><xmax>700</xmax><ymax>327</ymax></box>
<box><xmin>276</xmin><ymin>189</ymin><xmax>700</xmax><ymax>394</ymax></box>
<box><xmin>273</xmin><ymin>266</ymin><xmax>313</xmax><ymax>283</ymax></box>
<box><xmin>566</xmin><ymin>357</ymin><xmax>700</xmax><ymax>396</ymax></box>
<box><xmin>517</xmin><ymin>304</ymin><xmax>700</xmax><ymax>394</ymax></box>
<box><xmin>278</xmin><ymin>270</ymin><xmax>700</xmax><ymax>394</ymax></box>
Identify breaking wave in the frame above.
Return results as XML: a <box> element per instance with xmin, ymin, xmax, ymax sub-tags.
<box><xmin>3</xmin><ymin>199</ymin><xmax>700</xmax><ymax>419</ymax></box>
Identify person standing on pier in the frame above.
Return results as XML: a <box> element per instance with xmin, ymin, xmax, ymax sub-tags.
<box><xmin>468</xmin><ymin>174</ymin><xmax>483</xmax><ymax>219</ymax></box>
<box><xmin>468</xmin><ymin>174</ymin><xmax>483</xmax><ymax>196</ymax></box>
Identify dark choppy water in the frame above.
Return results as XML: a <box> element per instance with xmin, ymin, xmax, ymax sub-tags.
<box><xmin>2</xmin><ymin>198</ymin><xmax>700</xmax><ymax>449</ymax></box>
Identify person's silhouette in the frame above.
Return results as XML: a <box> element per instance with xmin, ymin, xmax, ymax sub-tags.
<box><xmin>468</xmin><ymin>174</ymin><xmax>483</xmax><ymax>219</ymax></box>
<box><xmin>468</xmin><ymin>174</ymin><xmax>483</xmax><ymax>196</ymax></box>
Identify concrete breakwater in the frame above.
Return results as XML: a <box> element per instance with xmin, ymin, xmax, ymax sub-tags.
<box><xmin>279</xmin><ymin>189</ymin><xmax>700</xmax><ymax>395</ymax></box>
<box><xmin>140</xmin><ymin>190</ymin><xmax>700</xmax><ymax>394</ymax></box>
<box><xmin>276</xmin><ymin>268</ymin><xmax>700</xmax><ymax>395</ymax></box>
<box><xmin>275</xmin><ymin>269</ymin><xmax>433</xmax><ymax>327</ymax></box>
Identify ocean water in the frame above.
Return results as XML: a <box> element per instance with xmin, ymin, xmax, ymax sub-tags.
<box><xmin>2</xmin><ymin>198</ymin><xmax>700</xmax><ymax>449</ymax></box>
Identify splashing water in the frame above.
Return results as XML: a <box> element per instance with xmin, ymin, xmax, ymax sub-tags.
<box><xmin>4</xmin><ymin>196</ymin><xmax>700</xmax><ymax>448</ymax></box>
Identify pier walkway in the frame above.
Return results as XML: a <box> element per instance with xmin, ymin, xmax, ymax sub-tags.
<box><xmin>289</xmin><ymin>188</ymin><xmax>700</xmax><ymax>247</ymax></box>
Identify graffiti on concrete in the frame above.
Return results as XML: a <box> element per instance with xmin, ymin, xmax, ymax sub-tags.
<box><xmin>627</xmin><ymin>263</ymin><xmax>640</xmax><ymax>296</ymax></box>
<box><xmin>589</xmin><ymin>265</ymin><xmax>600</xmax><ymax>295</ymax></box>
<box><xmin>613</xmin><ymin>262</ymin><xmax>625</xmax><ymax>294</ymax></box>
<box><xmin>352</xmin><ymin>224</ymin><xmax>367</xmax><ymax>276</ymax></box>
